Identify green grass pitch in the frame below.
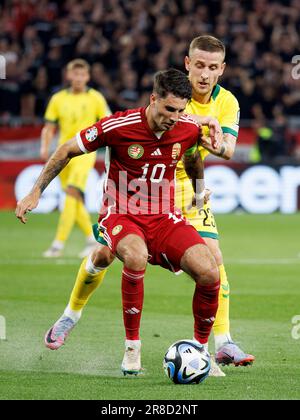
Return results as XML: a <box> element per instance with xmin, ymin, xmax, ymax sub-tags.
<box><xmin>0</xmin><ymin>211</ymin><xmax>300</xmax><ymax>400</ymax></box>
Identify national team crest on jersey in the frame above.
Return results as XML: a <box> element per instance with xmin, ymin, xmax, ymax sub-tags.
<box><xmin>172</xmin><ymin>143</ymin><xmax>181</xmax><ymax>159</ymax></box>
<box><xmin>112</xmin><ymin>225</ymin><xmax>123</xmax><ymax>236</ymax></box>
<box><xmin>128</xmin><ymin>144</ymin><xmax>144</xmax><ymax>159</ymax></box>
<box><xmin>85</xmin><ymin>126</ymin><xmax>98</xmax><ymax>142</ymax></box>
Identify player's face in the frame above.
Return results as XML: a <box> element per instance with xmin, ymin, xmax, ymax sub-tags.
<box><xmin>150</xmin><ymin>93</ymin><xmax>188</xmax><ymax>131</ymax></box>
<box><xmin>67</xmin><ymin>68</ymin><xmax>90</xmax><ymax>92</ymax></box>
<box><xmin>185</xmin><ymin>49</ymin><xmax>225</xmax><ymax>98</ymax></box>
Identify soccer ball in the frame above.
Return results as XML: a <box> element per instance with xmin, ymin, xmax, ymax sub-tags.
<box><xmin>163</xmin><ymin>339</ymin><xmax>210</xmax><ymax>384</ymax></box>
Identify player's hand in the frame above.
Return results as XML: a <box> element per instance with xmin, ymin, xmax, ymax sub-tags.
<box><xmin>204</xmin><ymin>188</ymin><xmax>212</xmax><ymax>204</ymax></box>
<box><xmin>15</xmin><ymin>191</ymin><xmax>40</xmax><ymax>224</ymax></box>
<box><xmin>187</xmin><ymin>188</ymin><xmax>211</xmax><ymax>212</ymax></box>
<box><xmin>208</xmin><ymin>118</ymin><xmax>223</xmax><ymax>150</ymax></box>
<box><xmin>201</xmin><ymin>134</ymin><xmax>224</xmax><ymax>155</ymax></box>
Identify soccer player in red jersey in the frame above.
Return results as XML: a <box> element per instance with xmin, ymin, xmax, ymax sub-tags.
<box><xmin>16</xmin><ymin>69</ymin><xmax>221</xmax><ymax>375</ymax></box>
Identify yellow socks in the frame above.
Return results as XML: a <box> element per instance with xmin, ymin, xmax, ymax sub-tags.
<box><xmin>213</xmin><ymin>264</ymin><xmax>232</xmax><ymax>349</ymax></box>
<box><xmin>69</xmin><ymin>257</ymin><xmax>107</xmax><ymax>312</ymax></box>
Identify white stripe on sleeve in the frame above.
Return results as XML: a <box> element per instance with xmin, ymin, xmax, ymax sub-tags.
<box><xmin>76</xmin><ymin>132</ymin><xmax>89</xmax><ymax>153</ymax></box>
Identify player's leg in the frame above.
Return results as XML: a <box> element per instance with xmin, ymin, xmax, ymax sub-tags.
<box><xmin>43</xmin><ymin>165</ymin><xmax>73</xmax><ymax>257</ymax></box>
<box><xmin>76</xmin><ymin>200</ymin><xmax>97</xmax><ymax>258</ymax></box>
<box><xmin>179</xmin><ymin>242</ymin><xmax>220</xmax><ymax>347</ymax></box>
<box><xmin>178</xmin><ymin>179</ymin><xmax>255</xmax><ymax>367</ymax></box>
<box><xmin>45</xmin><ymin>244</ymin><xmax>114</xmax><ymax>350</ymax></box>
<box><xmin>204</xmin><ymin>238</ymin><xmax>230</xmax><ymax>344</ymax></box>
<box><xmin>153</xmin><ymin>218</ymin><xmax>220</xmax><ymax>349</ymax></box>
<box><xmin>67</xmin><ymin>244</ymin><xmax>114</xmax><ymax>315</ymax></box>
<box><xmin>205</xmin><ymin>237</ymin><xmax>255</xmax><ymax>366</ymax></box>
<box><xmin>43</xmin><ymin>156</ymin><xmax>96</xmax><ymax>258</ymax></box>
<box><xmin>179</xmin><ymin>241</ymin><xmax>224</xmax><ymax>376</ymax></box>
<box><xmin>176</xmin><ymin>179</ymin><xmax>226</xmax><ymax>375</ymax></box>
<box><xmin>73</xmin><ymin>154</ymin><xmax>98</xmax><ymax>257</ymax></box>
<box><xmin>55</xmin><ymin>185</ymin><xmax>87</xmax><ymax>243</ymax></box>
<box><xmin>99</xmin><ymin>212</ymin><xmax>149</xmax><ymax>375</ymax></box>
<box><xmin>116</xmin><ymin>234</ymin><xmax>148</xmax><ymax>375</ymax></box>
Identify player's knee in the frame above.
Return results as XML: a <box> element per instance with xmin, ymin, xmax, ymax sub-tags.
<box><xmin>123</xmin><ymin>248</ymin><xmax>148</xmax><ymax>271</ymax></box>
<box><xmin>210</xmin><ymin>247</ymin><xmax>223</xmax><ymax>266</ymax></box>
<box><xmin>117</xmin><ymin>235</ymin><xmax>148</xmax><ymax>270</ymax></box>
<box><xmin>92</xmin><ymin>245</ymin><xmax>114</xmax><ymax>267</ymax></box>
<box><xmin>205</xmin><ymin>238</ymin><xmax>223</xmax><ymax>266</ymax></box>
<box><xmin>66</xmin><ymin>185</ymin><xmax>83</xmax><ymax>201</ymax></box>
<box><xmin>195</xmin><ymin>265</ymin><xmax>220</xmax><ymax>286</ymax></box>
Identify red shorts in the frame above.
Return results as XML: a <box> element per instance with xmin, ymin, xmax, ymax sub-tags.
<box><xmin>99</xmin><ymin>210</ymin><xmax>206</xmax><ymax>273</ymax></box>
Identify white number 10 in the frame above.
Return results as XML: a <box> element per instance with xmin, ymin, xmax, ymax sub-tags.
<box><xmin>139</xmin><ymin>163</ymin><xmax>166</xmax><ymax>183</ymax></box>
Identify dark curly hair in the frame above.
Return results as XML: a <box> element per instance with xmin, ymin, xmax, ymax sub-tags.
<box><xmin>153</xmin><ymin>68</ymin><xmax>192</xmax><ymax>100</ymax></box>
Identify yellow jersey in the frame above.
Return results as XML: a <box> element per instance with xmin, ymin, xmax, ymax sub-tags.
<box><xmin>176</xmin><ymin>84</ymin><xmax>240</xmax><ymax>180</ymax></box>
<box><xmin>44</xmin><ymin>88</ymin><xmax>111</xmax><ymax>145</ymax></box>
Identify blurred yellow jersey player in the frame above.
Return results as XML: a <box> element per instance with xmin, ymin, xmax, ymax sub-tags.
<box><xmin>41</xmin><ymin>59</ymin><xmax>110</xmax><ymax>258</ymax></box>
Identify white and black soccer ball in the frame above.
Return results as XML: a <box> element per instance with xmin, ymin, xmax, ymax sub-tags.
<box><xmin>163</xmin><ymin>339</ymin><xmax>210</xmax><ymax>384</ymax></box>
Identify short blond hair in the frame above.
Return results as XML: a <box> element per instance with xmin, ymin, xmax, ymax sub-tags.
<box><xmin>189</xmin><ymin>35</ymin><xmax>225</xmax><ymax>60</ymax></box>
<box><xmin>66</xmin><ymin>59</ymin><xmax>90</xmax><ymax>72</ymax></box>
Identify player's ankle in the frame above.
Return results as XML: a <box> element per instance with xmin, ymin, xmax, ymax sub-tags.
<box><xmin>125</xmin><ymin>339</ymin><xmax>141</xmax><ymax>348</ymax></box>
<box><xmin>85</xmin><ymin>254</ymin><xmax>107</xmax><ymax>274</ymax></box>
<box><xmin>52</xmin><ymin>240</ymin><xmax>65</xmax><ymax>250</ymax></box>
<box><xmin>214</xmin><ymin>333</ymin><xmax>232</xmax><ymax>351</ymax></box>
<box><xmin>64</xmin><ymin>304</ymin><xmax>82</xmax><ymax>323</ymax></box>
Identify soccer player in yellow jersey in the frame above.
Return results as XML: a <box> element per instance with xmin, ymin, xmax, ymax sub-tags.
<box><xmin>176</xmin><ymin>35</ymin><xmax>255</xmax><ymax>374</ymax></box>
<box><xmin>41</xmin><ymin>59</ymin><xmax>111</xmax><ymax>258</ymax></box>
<box><xmin>33</xmin><ymin>38</ymin><xmax>254</xmax><ymax>376</ymax></box>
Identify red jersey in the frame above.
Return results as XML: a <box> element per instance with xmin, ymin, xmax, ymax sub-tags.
<box><xmin>76</xmin><ymin>107</ymin><xmax>200</xmax><ymax>215</ymax></box>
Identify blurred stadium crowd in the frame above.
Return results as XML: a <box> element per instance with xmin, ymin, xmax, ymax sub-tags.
<box><xmin>0</xmin><ymin>0</ymin><xmax>300</xmax><ymax>133</ymax></box>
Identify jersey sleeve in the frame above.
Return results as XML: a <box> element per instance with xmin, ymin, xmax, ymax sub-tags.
<box><xmin>44</xmin><ymin>95</ymin><xmax>59</xmax><ymax>124</ymax></box>
<box><xmin>184</xmin><ymin>143</ymin><xmax>198</xmax><ymax>157</ymax></box>
<box><xmin>76</xmin><ymin>118</ymin><xmax>109</xmax><ymax>153</ymax></box>
<box><xmin>219</xmin><ymin>94</ymin><xmax>240</xmax><ymax>138</ymax></box>
<box><xmin>184</xmin><ymin>125</ymin><xmax>202</xmax><ymax>157</ymax></box>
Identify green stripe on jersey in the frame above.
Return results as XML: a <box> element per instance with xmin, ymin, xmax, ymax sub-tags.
<box><xmin>221</xmin><ymin>127</ymin><xmax>238</xmax><ymax>137</ymax></box>
<box><xmin>198</xmin><ymin>231</ymin><xmax>219</xmax><ymax>240</ymax></box>
<box><xmin>211</xmin><ymin>84</ymin><xmax>221</xmax><ymax>100</ymax></box>
<box><xmin>184</xmin><ymin>144</ymin><xmax>198</xmax><ymax>156</ymax></box>
<box><xmin>93</xmin><ymin>223</ymin><xmax>108</xmax><ymax>246</ymax></box>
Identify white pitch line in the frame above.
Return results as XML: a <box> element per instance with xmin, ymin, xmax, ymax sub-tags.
<box><xmin>0</xmin><ymin>258</ymin><xmax>300</xmax><ymax>266</ymax></box>
<box><xmin>225</xmin><ymin>258</ymin><xmax>300</xmax><ymax>265</ymax></box>
<box><xmin>0</xmin><ymin>259</ymin><xmax>80</xmax><ymax>266</ymax></box>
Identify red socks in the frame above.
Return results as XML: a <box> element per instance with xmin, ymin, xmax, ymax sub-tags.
<box><xmin>122</xmin><ymin>267</ymin><xmax>145</xmax><ymax>340</ymax></box>
<box><xmin>193</xmin><ymin>281</ymin><xmax>220</xmax><ymax>344</ymax></box>
<box><xmin>122</xmin><ymin>265</ymin><xmax>219</xmax><ymax>344</ymax></box>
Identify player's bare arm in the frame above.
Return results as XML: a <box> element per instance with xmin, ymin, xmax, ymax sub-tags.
<box><xmin>201</xmin><ymin>132</ymin><xmax>236</xmax><ymax>160</ymax></box>
<box><xmin>15</xmin><ymin>138</ymin><xmax>83</xmax><ymax>224</ymax></box>
<box><xmin>183</xmin><ymin>147</ymin><xmax>205</xmax><ymax>209</ymax></box>
<box><xmin>40</xmin><ymin>122</ymin><xmax>57</xmax><ymax>161</ymax></box>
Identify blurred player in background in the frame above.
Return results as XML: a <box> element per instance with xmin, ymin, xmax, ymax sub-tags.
<box><xmin>41</xmin><ymin>59</ymin><xmax>111</xmax><ymax>258</ymax></box>
<box><xmin>177</xmin><ymin>35</ymin><xmax>255</xmax><ymax>374</ymax></box>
